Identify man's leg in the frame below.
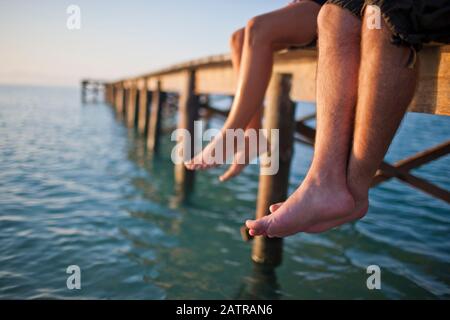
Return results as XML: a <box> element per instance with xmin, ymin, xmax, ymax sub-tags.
<box><xmin>185</xmin><ymin>0</ymin><xmax>321</xmax><ymax>170</ymax></box>
<box><xmin>345</xmin><ymin>14</ymin><xmax>418</xmax><ymax>210</ymax></box>
<box><xmin>303</xmin><ymin>12</ymin><xmax>418</xmax><ymax>233</ymax></box>
<box><xmin>246</xmin><ymin>4</ymin><xmax>362</xmax><ymax>237</ymax></box>
<box><xmin>248</xmin><ymin>7</ymin><xmax>419</xmax><ymax>236</ymax></box>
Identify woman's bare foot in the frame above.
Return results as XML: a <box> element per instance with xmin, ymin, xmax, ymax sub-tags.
<box><xmin>245</xmin><ymin>174</ymin><xmax>369</xmax><ymax>237</ymax></box>
<box><xmin>184</xmin><ymin>132</ymin><xmax>227</xmax><ymax>171</ymax></box>
<box><xmin>185</xmin><ymin>122</ymin><xmax>266</xmax><ymax>178</ymax></box>
<box><xmin>219</xmin><ymin>125</ymin><xmax>264</xmax><ymax>182</ymax></box>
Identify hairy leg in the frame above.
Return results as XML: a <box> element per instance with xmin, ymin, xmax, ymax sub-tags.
<box><xmin>246</xmin><ymin>4</ymin><xmax>362</xmax><ymax>237</ymax></box>
<box><xmin>303</xmin><ymin>14</ymin><xmax>418</xmax><ymax>233</ymax></box>
<box><xmin>345</xmin><ymin>16</ymin><xmax>418</xmax><ymax>211</ymax></box>
<box><xmin>185</xmin><ymin>0</ymin><xmax>321</xmax><ymax>170</ymax></box>
<box><xmin>251</xmin><ymin>9</ymin><xmax>419</xmax><ymax>236</ymax></box>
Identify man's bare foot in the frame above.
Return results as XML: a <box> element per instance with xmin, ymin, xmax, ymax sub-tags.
<box><xmin>245</xmin><ymin>175</ymin><xmax>369</xmax><ymax>237</ymax></box>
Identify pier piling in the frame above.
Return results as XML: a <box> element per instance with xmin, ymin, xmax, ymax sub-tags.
<box><xmin>138</xmin><ymin>80</ymin><xmax>151</xmax><ymax>135</ymax></box>
<box><xmin>174</xmin><ymin>70</ymin><xmax>199</xmax><ymax>199</ymax></box>
<box><xmin>127</xmin><ymin>83</ymin><xmax>138</xmax><ymax>128</ymax></box>
<box><xmin>252</xmin><ymin>73</ymin><xmax>295</xmax><ymax>266</ymax></box>
<box><xmin>147</xmin><ymin>81</ymin><xmax>166</xmax><ymax>153</ymax></box>
<box><xmin>115</xmin><ymin>83</ymin><xmax>125</xmax><ymax>116</ymax></box>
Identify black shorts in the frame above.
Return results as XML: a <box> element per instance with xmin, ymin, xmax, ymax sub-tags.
<box><xmin>326</xmin><ymin>0</ymin><xmax>450</xmax><ymax>51</ymax></box>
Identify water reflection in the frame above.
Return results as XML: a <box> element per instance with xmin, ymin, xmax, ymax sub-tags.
<box><xmin>123</xmin><ymin>122</ymin><xmax>284</xmax><ymax>299</ymax></box>
<box><xmin>235</xmin><ymin>263</ymin><xmax>281</xmax><ymax>300</ymax></box>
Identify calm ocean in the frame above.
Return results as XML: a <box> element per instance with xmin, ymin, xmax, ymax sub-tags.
<box><xmin>0</xmin><ymin>85</ymin><xmax>449</xmax><ymax>299</ymax></box>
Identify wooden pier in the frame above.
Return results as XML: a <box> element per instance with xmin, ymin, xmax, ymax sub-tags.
<box><xmin>99</xmin><ymin>45</ymin><xmax>450</xmax><ymax>267</ymax></box>
<box><xmin>81</xmin><ymin>79</ymin><xmax>106</xmax><ymax>104</ymax></box>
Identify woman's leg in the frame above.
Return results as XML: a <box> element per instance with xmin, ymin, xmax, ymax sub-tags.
<box><xmin>218</xmin><ymin>28</ymin><xmax>264</xmax><ymax>182</ymax></box>
<box><xmin>185</xmin><ymin>0</ymin><xmax>321</xmax><ymax>170</ymax></box>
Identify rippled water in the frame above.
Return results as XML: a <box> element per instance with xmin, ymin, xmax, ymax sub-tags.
<box><xmin>0</xmin><ymin>85</ymin><xmax>449</xmax><ymax>299</ymax></box>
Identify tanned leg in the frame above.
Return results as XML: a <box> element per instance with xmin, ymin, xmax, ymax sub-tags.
<box><xmin>246</xmin><ymin>4</ymin><xmax>362</xmax><ymax>236</ymax></box>
<box><xmin>248</xmin><ymin>8</ymin><xmax>418</xmax><ymax>236</ymax></box>
<box><xmin>293</xmin><ymin>13</ymin><xmax>418</xmax><ymax>233</ymax></box>
<box><xmin>218</xmin><ymin>28</ymin><xmax>264</xmax><ymax>182</ymax></box>
<box><xmin>185</xmin><ymin>0</ymin><xmax>321</xmax><ymax>171</ymax></box>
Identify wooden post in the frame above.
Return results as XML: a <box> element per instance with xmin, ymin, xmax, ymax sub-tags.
<box><xmin>92</xmin><ymin>82</ymin><xmax>99</xmax><ymax>103</ymax></box>
<box><xmin>104</xmin><ymin>84</ymin><xmax>110</xmax><ymax>105</ymax></box>
<box><xmin>147</xmin><ymin>81</ymin><xmax>166</xmax><ymax>152</ymax></box>
<box><xmin>115</xmin><ymin>83</ymin><xmax>124</xmax><ymax>116</ymax></box>
<box><xmin>103</xmin><ymin>84</ymin><xmax>108</xmax><ymax>104</ymax></box>
<box><xmin>107</xmin><ymin>84</ymin><xmax>114</xmax><ymax>105</ymax></box>
<box><xmin>81</xmin><ymin>80</ymin><xmax>87</xmax><ymax>104</ymax></box>
<box><xmin>122</xmin><ymin>87</ymin><xmax>128</xmax><ymax>119</ymax></box>
<box><xmin>127</xmin><ymin>83</ymin><xmax>138</xmax><ymax>128</ymax></box>
<box><xmin>252</xmin><ymin>73</ymin><xmax>295</xmax><ymax>267</ymax></box>
<box><xmin>110</xmin><ymin>84</ymin><xmax>114</xmax><ymax>106</ymax></box>
<box><xmin>138</xmin><ymin>82</ymin><xmax>151</xmax><ymax>135</ymax></box>
<box><xmin>134</xmin><ymin>86</ymin><xmax>140</xmax><ymax>128</ymax></box>
<box><xmin>174</xmin><ymin>70</ymin><xmax>199</xmax><ymax>199</ymax></box>
<box><xmin>109</xmin><ymin>84</ymin><xmax>116</xmax><ymax>106</ymax></box>
<box><xmin>109</xmin><ymin>84</ymin><xmax>115</xmax><ymax>106</ymax></box>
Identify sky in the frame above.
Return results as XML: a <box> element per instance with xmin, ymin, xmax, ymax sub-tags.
<box><xmin>0</xmin><ymin>0</ymin><xmax>287</xmax><ymax>87</ymax></box>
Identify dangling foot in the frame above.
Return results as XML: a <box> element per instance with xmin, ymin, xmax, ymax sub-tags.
<box><xmin>184</xmin><ymin>132</ymin><xmax>226</xmax><ymax>171</ymax></box>
<box><xmin>219</xmin><ymin>126</ymin><xmax>264</xmax><ymax>181</ymax></box>
<box><xmin>246</xmin><ymin>174</ymin><xmax>368</xmax><ymax>237</ymax></box>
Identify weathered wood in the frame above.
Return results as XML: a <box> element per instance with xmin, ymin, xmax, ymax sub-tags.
<box><xmin>122</xmin><ymin>88</ymin><xmax>128</xmax><ymax>118</ymax></box>
<box><xmin>110</xmin><ymin>45</ymin><xmax>450</xmax><ymax>115</ymax></box>
<box><xmin>138</xmin><ymin>86</ymin><xmax>151</xmax><ymax>135</ymax></box>
<box><xmin>174</xmin><ymin>70</ymin><xmax>199</xmax><ymax>200</ymax></box>
<box><xmin>103</xmin><ymin>84</ymin><xmax>109</xmax><ymax>104</ymax></box>
<box><xmin>107</xmin><ymin>84</ymin><xmax>114</xmax><ymax>105</ymax></box>
<box><xmin>81</xmin><ymin>79</ymin><xmax>106</xmax><ymax>104</ymax></box>
<box><xmin>252</xmin><ymin>73</ymin><xmax>295</xmax><ymax>266</ymax></box>
<box><xmin>147</xmin><ymin>81</ymin><xmax>166</xmax><ymax>152</ymax></box>
<box><xmin>410</xmin><ymin>46</ymin><xmax>450</xmax><ymax>115</ymax></box>
<box><xmin>81</xmin><ymin>81</ymin><xmax>87</xmax><ymax>104</ymax></box>
<box><xmin>134</xmin><ymin>88</ymin><xmax>140</xmax><ymax>128</ymax></box>
<box><xmin>126</xmin><ymin>83</ymin><xmax>138</xmax><ymax>128</ymax></box>
<box><xmin>372</xmin><ymin>140</ymin><xmax>450</xmax><ymax>185</ymax></box>
<box><xmin>111</xmin><ymin>85</ymin><xmax>115</xmax><ymax>105</ymax></box>
<box><xmin>115</xmin><ymin>84</ymin><xmax>125</xmax><ymax>115</ymax></box>
<box><xmin>376</xmin><ymin>162</ymin><xmax>450</xmax><ymax>203</ymax></box>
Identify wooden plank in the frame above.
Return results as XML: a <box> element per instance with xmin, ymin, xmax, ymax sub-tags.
<box><xmin>252</xmin><ymin>73</ymin><xmax>295</xmax><ymax>266</ymax></box>
<box><xmin>195</xmin><ymin>65</ymin><xmax>235</xmax><ymax>95</ymax></box>
<box><xmin>410</xmin><ymin>46</ymin><xmax>450</xmax><ymax>115</ymax></box>
<box><xmin>372</xmin><ymin>140</ymin><xmax>450</xmax><ymax>185</ymax></box>
<box><xmin>376</xmin><ymin>162</ymin><xmax>450</xmax><ymax>203</ymax></box>
<box><xmin>274</xmin><ymin>50</ymin><xmax>317</xmax><ymax>103</ymax></box>
<box><xmin>110</xmin><ymin>45</ymin><xmax>450</xmax><ymax>116</ymax></box>
<box><xmin>147</xmin><ymin>73</ymin><xmax>186</xmax><ymax>93</ymax></box>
